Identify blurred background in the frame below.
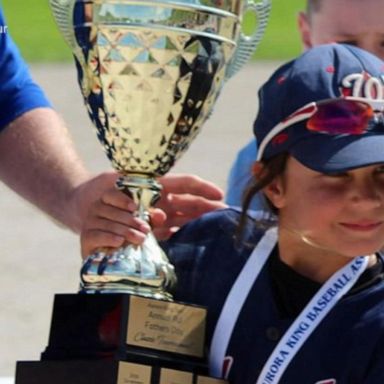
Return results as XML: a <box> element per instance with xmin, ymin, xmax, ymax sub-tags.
<box><xmin>0</xmin><ymin>0</ymin><xmax>304</xmax><ymax>378</ymax></box>
<box><xmin>2</xmin><ymin>0</ymin><xmax>304</xmax><ymax>61</ymax></box>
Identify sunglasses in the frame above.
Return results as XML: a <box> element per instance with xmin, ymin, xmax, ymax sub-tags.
<box><xmin>256</xmin><ymin>97</ymin><xmax>384</xmax><ymax>161</ymax></box>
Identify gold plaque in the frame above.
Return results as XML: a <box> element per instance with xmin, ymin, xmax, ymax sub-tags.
<box><xmin>117</xmin><ymin>362</ymin><xmax>152</xmax><ymax>384</ymax></box>
<box><xmin>197</xmin><ymin>376</ymin><xmax>229</xmax><ymax>384</ymax></box>
<box><xmin>127</xmin><ymin>296</ymin><xmax>206</xmax><ymax>357</ymax></box>
<box><xmin>159</xmin><ymin>368</ymin><xmax>193</xmax><ymax>384</ymax></box>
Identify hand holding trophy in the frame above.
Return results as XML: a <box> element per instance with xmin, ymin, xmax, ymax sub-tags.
<box><xmin>15</xmin><ymin>0</ymin><xmax>270</xmax><ymax>382</ymax></box>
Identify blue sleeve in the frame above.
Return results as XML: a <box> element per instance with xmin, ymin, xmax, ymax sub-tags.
<box><xmin>0</xmin><ymin>8</ymin><xmax>51</xmax><ymax>131</ymax></box>
<box><xmin>225</xmin><ymin>138</ymin><xmax>265</xmax><ymax>210</ymax></box>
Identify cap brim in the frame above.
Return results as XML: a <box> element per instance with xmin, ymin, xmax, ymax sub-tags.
<box><xmin>290</xmin><ymin>134</ymin><xmax>384</xmax><ymax>173</ymax></box>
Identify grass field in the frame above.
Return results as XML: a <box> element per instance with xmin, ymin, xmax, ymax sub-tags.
<box><xmin>1</xmin><ymin>0</ymin><xmax>304</xmax><ymax>62</ymax></box>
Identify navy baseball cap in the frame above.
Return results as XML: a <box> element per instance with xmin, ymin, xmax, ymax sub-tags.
<box><xmin>254</xmin><ymin>43</ymin><xmax>384</xmax><ymax>173</ymax></box>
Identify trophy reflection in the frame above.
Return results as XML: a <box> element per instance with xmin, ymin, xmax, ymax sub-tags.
<box><xmin>15</xmin><ymin>0</ymin><xmax>270</xmax><ymax>383</ymax></box>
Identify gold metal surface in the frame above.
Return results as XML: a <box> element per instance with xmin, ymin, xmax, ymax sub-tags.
<box><xmin>197</xmin><ymin>376</ymin><xmax>229</xmax><ymax>384</ymax></box>
<box><xmin>160</xmin><ymin>368</ymin><xmax>194</xmax><ymax>384</ymax></box>
<box><xmin>127</xmin><ymin>295</ymin><xmax>206</xmax><ymax>357</ymax></box>
<box><xmin>117</xmin><ymin>362</ymin><xmax>152</xmax><ymax>384</ymax></box>
<box><xmin>49</xmin><ymin>0</ymin><xmax>270</xmax><ymax>297</ymax></box>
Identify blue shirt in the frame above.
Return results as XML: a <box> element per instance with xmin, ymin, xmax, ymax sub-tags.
<box><xmin>163</xmin><ymin>208</ymin><xmax>384</xmax><ymax>384</ymax></box>
<box><xmin>225</xmin><ymin>138</ymin><xmax>264</xmax><ymax>210</ymax></box>
<box><xmin>0</xmin><ymin>7</ymin><xmax>50</xmax><ymax>131</ymax></box>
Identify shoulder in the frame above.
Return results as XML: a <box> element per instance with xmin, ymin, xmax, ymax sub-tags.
<box><xmin>341</xmin><ymin>276</ymin><xmax>384</xmax><ymax>350</ymax></box>
<box><xmin>359</xmin><ymin>282</ymin><xmax>384</xmax><ymax>381</ymax></box>
<box><xmin>163</xmin><ymin>208</ymin><xmax>270</xmax><ymax>300</ymax></box>
<box><xmin>166</xmin><ymin>207</ymin><xmax>268</xmax><ymax>245</ymax></box>
<box><xmin>164</xmin><ymin>208</ymin><xmax>275</xmax><ymax>341</ymax></box>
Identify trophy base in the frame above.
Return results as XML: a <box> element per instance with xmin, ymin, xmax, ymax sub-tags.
<box><xmin>15</xmin><ymin>293</ymin><xmax>226</xmax><ymax>382</ymax></box>
<box><xmin>15</xmin><ymin>360</ymin><xmax>226</xmax><ymax>384</ymax></box>
<box><xmin>40</xmin><ymin>293</ymin><xmax>207</xmax><ymax>362</ymax></box>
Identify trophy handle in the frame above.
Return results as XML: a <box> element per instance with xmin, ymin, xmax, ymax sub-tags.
<box><xmin>50</xmin><ymin>0</ymin><xmax>77</xmax><ymax>50</ymax></box>
<box><xmin>50</xmin><ymin>0</ymin><xmax>88</xmax><ymax>89</ymax></box>
<box><xmin>225</xmin><ymin>0</ymin><xmax>271</xmax><ymax>79</ymax></box>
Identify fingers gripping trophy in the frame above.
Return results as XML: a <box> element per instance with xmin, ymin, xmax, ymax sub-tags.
<box><xmin>50</xmin><ymin>0</ymin><xmax>271</xmax><ymax>299</ymax></box>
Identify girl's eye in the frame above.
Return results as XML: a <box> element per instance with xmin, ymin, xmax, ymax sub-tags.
<box><xmin>322</xmin><ymin>172</ymin><xmax>348</xmax><ymax>178</ymax></box>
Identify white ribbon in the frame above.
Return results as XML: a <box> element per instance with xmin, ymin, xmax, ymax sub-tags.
<box><xmin>209</xmin><ymin>227</ymin><xmax>278</xmax><ymax>377</ymax></box>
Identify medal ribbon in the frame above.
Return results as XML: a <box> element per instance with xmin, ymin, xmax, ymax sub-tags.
<box><xmin>209</xmin><ymin>227</ymin><xmax>369</xmax><ymax>383</ymax></box>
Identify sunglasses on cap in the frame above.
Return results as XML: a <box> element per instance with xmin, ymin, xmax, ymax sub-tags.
<box><xmin>256</xmin><ymin>97</ymin><xmax>384</xmax><ymax>161</ymax></box>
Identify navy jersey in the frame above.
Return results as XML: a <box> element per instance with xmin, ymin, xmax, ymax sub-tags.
<box><xmin>163</xmin><ymin>208</ymin><xmax>384</xmax><ymax>384</ymax></box>
<box><xmin>0</xmin><ymin>8</ymin><xmax>50</xmax><ymax>131</ymax></box>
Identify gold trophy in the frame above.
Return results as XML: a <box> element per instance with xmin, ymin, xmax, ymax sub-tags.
<box><xmin>15</xmin><ymin>1</ymin><xmax>270</xmax><ymax>383</ymax></box>
<box><xmin>50</xmin><ymin>0</ymin><xmax>271</xmax><ymax>299</ymax></box>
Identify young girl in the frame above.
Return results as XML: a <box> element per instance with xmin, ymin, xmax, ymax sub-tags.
<box><xmin>81</xmin><ymin>44</ymin><xmax>384</xmax><ymax>383</ymax></box>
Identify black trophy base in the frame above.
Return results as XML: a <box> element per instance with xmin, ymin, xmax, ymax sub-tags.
<box><xmin>15</xmin><ymin>293</ymin><xmax>230</xmax><ymax>383</ymax></box>
<box><xmin>41</xmin><ymin>293</ymin><xmax>206</xmax><ymax>368</ymax></box>
<box><xmin>15</xmin><ymin>359</ymin><xmax>226</xmax><ymax>384</ymax></box>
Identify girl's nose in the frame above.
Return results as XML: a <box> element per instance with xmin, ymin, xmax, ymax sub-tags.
<box><xmin>350</xmin><ymin>180</ymin><xmax>383</xmax><ymax>208</ymax></box>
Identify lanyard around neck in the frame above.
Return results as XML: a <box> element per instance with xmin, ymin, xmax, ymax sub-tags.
<box><xmin>209</xmin><ymin>227</ymin><xmax>369</xmax><ymax>383</ymax></box>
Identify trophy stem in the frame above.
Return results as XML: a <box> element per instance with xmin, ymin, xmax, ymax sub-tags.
<box><xmin>80</xmin><ymin>175</ymin><xmax>177</xmax><ymax>300</ymax></box>
<box><xmin>116</xmin><ymin>174</ymin><xmax>162</xmax><ymax>222</ymax></box>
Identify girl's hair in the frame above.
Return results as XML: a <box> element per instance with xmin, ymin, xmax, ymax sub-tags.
<box><xmin>236</xmin><ymin>152</ymin><xmax>289</xmax><ymax>241</ymax></box>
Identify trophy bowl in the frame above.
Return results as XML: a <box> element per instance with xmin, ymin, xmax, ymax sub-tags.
<box><xmin>49</xmin><ymin>0</ymin><xmax>271</xmax><ymax>298</ymax></box>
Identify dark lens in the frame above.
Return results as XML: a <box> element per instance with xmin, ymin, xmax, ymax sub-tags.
<box><xmin>307</xmin><ymin>99</ymin><xmax>373</xmax><ymax>134</ymax></box>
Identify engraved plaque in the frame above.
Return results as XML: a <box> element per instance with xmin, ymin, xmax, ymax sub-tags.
<box><xmin>127</xmin><ymin>296</ymin><xmax>206</xmax><ymax>357</ymax></box>
<box><xmin>117</xmin><ymin>362</ymin><xmax>152</xmax><ymax>384</ymax></box>
<box><xmin>159</xmin><ymin>368</ymin><xmax>193</xmax><ymax>384</ymax></box>
<box><xmin>197</xmin><ymin>376</ymin><xmax>228</xmax><ymax>384</ymax></box>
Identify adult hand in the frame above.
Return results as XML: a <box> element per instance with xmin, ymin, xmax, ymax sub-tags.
<box><xmin>79</xmin><ymin>173</ymin><xmax>227</xmax><ymax>257</ymax></box>
<box><xmin>154</xmin><ymin>174</ymin><xmax>227</xmax><ymax>239</ymax></box>
<box><xmin>80</xmin><ymin>183</ymin><xmax>151</xmax><ymax>258</ymax></box>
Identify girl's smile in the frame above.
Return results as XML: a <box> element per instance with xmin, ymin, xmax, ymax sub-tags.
<box><xmin>339</xmin><ymin>220</ymin><xmax>383</xmax><ymax>232</ymax></box>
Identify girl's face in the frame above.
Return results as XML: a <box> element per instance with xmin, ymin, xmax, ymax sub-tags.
<box><xmin>265</xmin><ymin>156</ymin><xmax>384</xmax><ymax>258</ymax></box>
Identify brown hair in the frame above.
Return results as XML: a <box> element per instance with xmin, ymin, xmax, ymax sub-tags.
<box><xmin>236</xmin><ymin>152</ymin><xmax>289</xmax><ymax>241</ymax></box>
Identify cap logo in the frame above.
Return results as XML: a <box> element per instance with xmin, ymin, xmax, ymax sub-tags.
<box><xmin>341</xmin><ymin>72</ymin><xmax>384</xmax><ymax>99</ymax></box>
